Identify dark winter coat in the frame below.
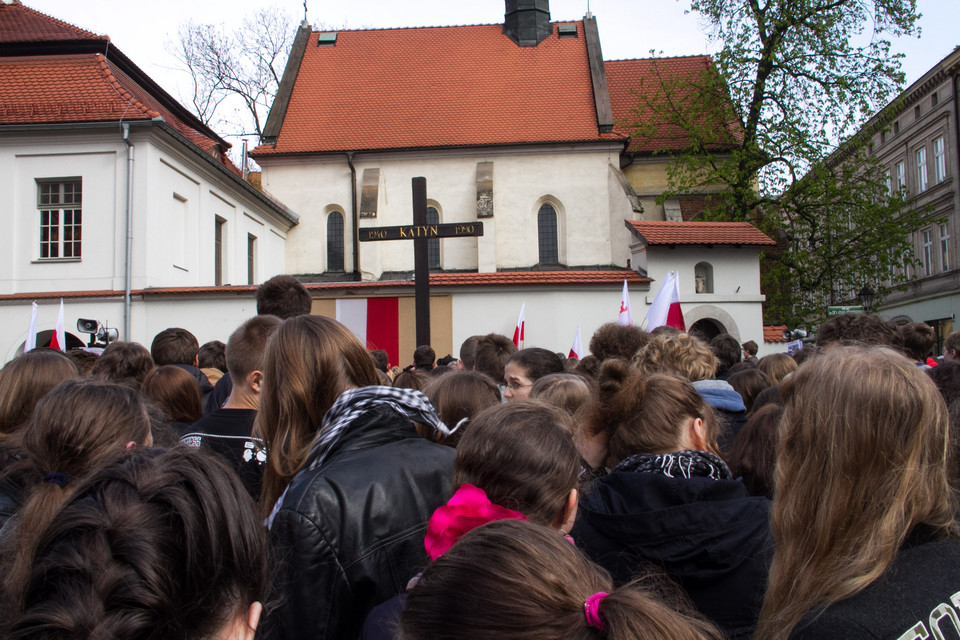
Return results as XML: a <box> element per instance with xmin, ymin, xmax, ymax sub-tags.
<box><xmin>263</xmin><ymin>404</ymin><xmax>455</xmax><ymax>640</ymax></box>
<box><xmin>572</xmin><ymin>468</ymin><xmax>772</xmax><ymax>639</ymax></box>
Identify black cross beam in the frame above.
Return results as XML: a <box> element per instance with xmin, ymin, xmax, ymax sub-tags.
<box><xmin>358</xmin><ymin>177</ymin><xmax>484</xmax><ymax>346</ymax></box>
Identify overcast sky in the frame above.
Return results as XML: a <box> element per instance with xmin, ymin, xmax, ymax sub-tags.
<box><xmin>26</xmin><ymin>0</ymin><xmax>958</xmax><ymax>134</ymax></box>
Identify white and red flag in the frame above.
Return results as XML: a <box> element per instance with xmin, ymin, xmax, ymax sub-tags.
<box><xmin>645</xmin><ymin>271</ymin><xmax>686</xmax><ymax>331</ymax></box>
<box><xmin>24</xmin><ymin>301</ymin><xmax>39</xmax><ymax>354</ymax></box>
<box><xmin>512</xmin><ymin>304</ymin><xmax>525</xmax><ymax>348</ymax></box>
<box><xmin>568</xmin><ymin>325</ymin><xmax>583</xmax><ymax>360</ymax></box>
<box><xmin>617</xmin><ymin>279</ymin><xmax>632</xmax><ymax>326</ymax></box>
<box><xmin>49</xmin><ymin>298</ymin><xmax>66</xmax><ymax>351</ymax></box>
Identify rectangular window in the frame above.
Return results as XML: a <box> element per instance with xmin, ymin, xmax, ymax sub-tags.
<box><xmin>923</xmin><ymin>229</ymin><xmax>933</xmax><ymax>277</ymax></box>
<box><xmin>896</xmin><ymin>161</ymin><xmax>906</xmax><ymax>192</ymax></box>
<box><xmin>914</xmin><ymin>105</ymin><xmax>921</xmax><ymax>119</ymax></box>
<box><xmin>941</xmin><ymin>223</ymin><xmax>950</xmax><ymax>272</ymax></box>
<box><xmin>884</xmin><ymin>170</ymin><xmax>892</xmax><ymax>196</ymax></box>
<box><xmin>214</xmin><ymin>217</ymin><xmax>225</xmax><ymax>286</ymax></box>
<box><xmin>37</xmin><ymin>179</ymin><xmax>82</xmax><ymax>259</ymax></box>
<box><xmin>247</xmin><ymin>233</ymin><xmax>257</xmax><ymax>285</ymax></box>
<box><xmin>932</xmin><ymin>91</ymin><xmax>939</xmax><ymax>107</ymax></box>
<box><xmin>917</xmin><ymin>148</ymin><xmax>928</xmax><ymax>192</ymax></box>
<box><xmin>934</xmin><ymin>136</ymin><xmax>947</xmax><ymax>184</ymax></box>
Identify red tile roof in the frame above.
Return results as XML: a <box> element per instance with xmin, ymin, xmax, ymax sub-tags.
<box><xmin>626</xmin><ymin>220</ymin><xmax>775</xmax><ymax>246</ymax></box>
<box><xmin>0</xmin><ymin>271</ymin><xmax>648</xmax><ymax>301</ymax></box>
<box><xmin>763</xmin><ymin>325</ymin><xmax>789</xmax><ymax>343</ymax></box>
<box><xmin>605</xmin><ymin>56</ymin><xmax>742</xmax><ymax>153</ymax></box>
<box><xmin>253</xmin><ymin>23</ymin><xmax>623</xmax><ymax>156</ymax></box>
<box><xmin>0</xmin><ymin>1</ymin><xmax>105</xmax><ymax>43</ymax></box>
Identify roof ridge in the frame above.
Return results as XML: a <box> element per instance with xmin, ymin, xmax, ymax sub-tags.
<box><xmin>312</xmin><ymin>19</ymin><xmax>583</xmax><ymax>34</ymax></box>
<box><xmin>605</xmin><ymin>54</ymin><xmax>712</xmax><ymax>63</ymax></box>
<box><xmin>94</xmin><ymin>53</ymin><xmax>160</xmax><ymax>120</ymax></box>
<box><xmin>11</xmin><ymin>3</ymin><xmax>108</xmax><ymax>42</ymax></box>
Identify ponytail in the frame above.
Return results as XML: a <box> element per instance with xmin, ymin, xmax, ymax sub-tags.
<box><xmin>400</xmin><ymin>519</ymin><xmax>722</xmax><ymax>640</ymax></box>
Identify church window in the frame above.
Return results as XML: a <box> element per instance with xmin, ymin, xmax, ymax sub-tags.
<box><xmin>427</xmin><ymin>206</ymin><xmax>440</xmax><ymax>269</ymax></box>
<box><xmin>694</xmin><ymin>262</ymin><xmax>714</xmax><ymax>293</ymax></box>
<box><xmin>538</xmin><ymin>203</ymin><xmax>559</xmax><ymax>264</ymax></box>
<box><xmin>327</xmin><ymin>211</ymin><xmax>345</xmax><ymax>272</ymax></box>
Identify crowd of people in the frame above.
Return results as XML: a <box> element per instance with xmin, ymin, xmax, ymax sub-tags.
<box><xmin>1</xmin><ymin>274</ymin><xmax>959</xmax><ymax>639</ymax></box>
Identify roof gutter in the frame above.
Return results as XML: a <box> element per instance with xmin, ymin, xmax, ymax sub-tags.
<box><xmin>121</xmin><ymin>123</ymin><xmax>134</xmax><ymax>341</ymax></box>
<box><xmin>347</xmin><ymin>152</ymin><xmax>360</xmax><ymax>278</ymax></box>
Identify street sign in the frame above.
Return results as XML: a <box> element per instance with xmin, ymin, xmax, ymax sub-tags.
<box><xmin>826</xmin><ymin>305</ymin><xmax>864</xmax><ymax>316</ymax></box>
<box><xmin>359</xmin><ymin>222</ymin><xmax>483</xmax><ymax>242</ymax></box>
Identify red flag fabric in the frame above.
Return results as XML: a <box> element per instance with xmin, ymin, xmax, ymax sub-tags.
<box><xmin>49</xmin><ymin>298</ymin><xmax>66</xmax><ymax>351</ymax></box>
<box><xmin>512</xmin><ymin>304</ymin><xmax>525</xmax><ymax>348</ymax></box>
<box><xmin>568</xmin><ymin>325</ymin><xmax>583</xmax><ymax>359</ymax></box>
<box><xmin>645</xmin><ymin>271</ymin><xmax>685</xmax><ymax>331</ymax></box>
<box><xmin>617</xmin><ymin>280</ymin><xmax>632</xmax><ymax>326</ymax></box>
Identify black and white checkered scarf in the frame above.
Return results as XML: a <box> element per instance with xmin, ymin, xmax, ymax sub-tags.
<box><xmin>305</xmin><ymin>385</ymin><xmax>450</xmax><ymax>470</ymax></box>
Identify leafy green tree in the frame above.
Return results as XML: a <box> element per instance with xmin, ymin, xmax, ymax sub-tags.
<box><xmin>631</xmin><ymin>0</ymin><xmax>924</xmax><ymax>324</ymax></box>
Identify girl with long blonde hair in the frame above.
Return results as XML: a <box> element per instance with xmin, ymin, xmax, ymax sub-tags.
<box><xmin>757</xmin><ymin>346</ymin><xmax>959</xmax><ymax>639</ymax></box>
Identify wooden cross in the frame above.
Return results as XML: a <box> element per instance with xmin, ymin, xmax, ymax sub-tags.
<box><xmin>358</xmin><ymin>177</ymin><xmax>484</xmax><ymax>346</ymax></box>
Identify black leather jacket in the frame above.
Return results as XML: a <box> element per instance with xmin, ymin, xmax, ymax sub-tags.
<box><xmin>263</xmin><ymin>404</ymin><xmax>455</xmax><ymax>640</ymax></box>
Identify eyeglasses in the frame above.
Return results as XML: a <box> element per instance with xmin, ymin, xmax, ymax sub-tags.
<box><xmin>504</xmin><ymin>381</ymin><xmax>533</xmax><ymax>392</ymax></box>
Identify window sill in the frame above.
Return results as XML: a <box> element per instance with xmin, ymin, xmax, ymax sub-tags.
<box><xmin>32</xmin><ymin>258</ymin><xmax>81</xmax><ymax>264</ymax></box>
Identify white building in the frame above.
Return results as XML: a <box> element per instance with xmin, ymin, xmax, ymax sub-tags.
<box><xmin>0</xmin><ymin>1</ymin><xmax>298</xmax><ymax>360</ymax></box>
<box><xmin>252</xmin><ymin>1</ymin><xmax>778</xmax><ymax>364</ymax></box>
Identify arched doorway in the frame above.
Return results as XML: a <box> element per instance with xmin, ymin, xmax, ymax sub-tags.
<box><xmin>689</xmin><ymin>318</ymin><xmax>725</xmax><ymax>342</ymax></box>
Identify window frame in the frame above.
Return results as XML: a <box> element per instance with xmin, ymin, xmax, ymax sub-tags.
<box><xmin>916</xmin><ymin>147</ymin><xmax>928</xmax><ymax>193</ymax></box>
<box><xmin>940</xmin><ymin>223</ymin><xmax>950</xmax><ymax>272</ymax></box>
<box><xmin>36</xmin><ymin>178</ymin><xmax>82</xmax><ymax>261</ymax></box>
<box><xmin>923</xmin><ymin>228</ymin><xmax>933</xmax><ymax>277</ymax></box>
<box><xmin>934</xmin><ymin>136</ymin><xmax>947</xmax><ymax>184</ymax></box>
<box><xmin>896</xmin><ymin>161</ymin><xmax>906</xmax><ymax>193</ymax></box>
<box><xmin>214</xmin><ymin>216</ymin><xmax>226</xmax><ymax>286</ymax></box>
<box><xmin>247</xmin><ymin>233</ymin><xmax>257</xmax><ymax>285</ymax></box>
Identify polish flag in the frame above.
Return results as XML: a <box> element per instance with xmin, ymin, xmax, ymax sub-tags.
<box><xmin>617</xmin><ymin>280</ymin><xmax>632</xmax><ymax>326</ymax></box>
<box><xmin>24</xmin><ymin>301</ymin><xmax>39</xmax><ymax>354</ymax></box>
<box><xmin>512</xmin><ymin>304</ymin><xmax>525</xmax><ymax>348</ymax></box>
<box><xmin>335</xmin><ymin>297</ymin><xmax>400</xmax><ymax>367</ymax></box>
<box><xmin>568</xmin><ymin>325</ymin><xmax>583</xmax><ymax>360</ymax></box>
<box><xmin>49</xmin><ymin>298</ymin><xmax>66</xmax><ymax>351</ymax></box>
<box><xmin>645</xmin><ymin>271</ymin><xmax>686</xmax><ymax>331</ymax></box>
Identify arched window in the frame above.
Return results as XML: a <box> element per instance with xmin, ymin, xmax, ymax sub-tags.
<box><xmin>538</xmin><ymin>203</ymin><xmax>559</xmax><ymax>265</ymax></box>
<box><xmin>327</xmin><ymin>211</ymin><xmax>344</xmax><ymax>272</ymax></box>
<box><xmin>426</xmin><ymin>206</ymin><xmax>440</xmax><ymax>269</ymax></box>
<box><xmin>694</xmin><ymin>262</ymin><xmax>714</xmax><ymax>293</ymax></box>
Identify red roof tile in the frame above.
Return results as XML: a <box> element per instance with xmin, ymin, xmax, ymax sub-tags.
<box><xmin>605</xmin><ymin>56</ymin><xmax>742</xmax><ymax>153</ymax></box>
<box><xmin>0</xmin><ymin>271</ymin><xmax>648</xmax><ymax>301</ymax></box>
<box><xmin>626</xmin><ymin>220</ymin><xmax>775</xmax><ymax>246</ymax></box>
<box><xmin>253</xmin><ymin>23</ymin><xmax>621</xmax><ymax>155</ymax></box>
<box><xmin>764</xmin><ymin>325</ymin><xmax>789</xmax><ymax>343</ymax></box>
<box><xmin>0</xmin><ymin>1</ymin><xmax>106</xmax><ymax>43</ymax></box>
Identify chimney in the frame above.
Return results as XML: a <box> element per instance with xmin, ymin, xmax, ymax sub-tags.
<box><xmin>503</xmin><ymin>0</ymin><xmax>551</xmax><ymax>47</ymax></box>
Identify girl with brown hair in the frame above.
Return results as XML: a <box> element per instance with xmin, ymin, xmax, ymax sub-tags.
<box><xmin>140</xmin><ymin>364</ymin><xmax>203</xmax><ymax>432</ymax></box>
<box><xmin>255</xmin><ymin>315</ymin><xmax>454</xmax><ymax>640</ymax></box>
<box><xmin>756</xmin><ymin>346</ymin><xmax>960</xmax><ymax>640</ymax></box>
<box><xmin>0</xmin><ymin>349</ymin><xmax>78</xmax><ymax>438</ymax></box>
<box><xmin>0</xmin><ymin>378</ymin><xmax>152</xmax><ymax>609</ymax></box>
<box><xmin>400</xmin><ymin>519</ymin><xmax>723</xmax><ymax>640</ymax></box>
<box><xmin>571</xmin><ymin>360</ymin><xmax>771</xmax><ymax>639</ymax></box>
<box><xmin>3</xmin><ymin>448</ymin><xmax>268</xmax><ymax>640</ymax></box>
<box><xmin>421</xmin><ymin>370</ymin><xmax>500</xmax><ymax>447</ymax></box>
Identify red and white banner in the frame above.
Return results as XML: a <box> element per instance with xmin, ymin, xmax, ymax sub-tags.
<box><xmin>568</xmin><ymin>325</ymin><xmax>583</xmax><ymax>360</ymax></box>
<box><xmin>335</xmin><ymin>297</ymin><xmax>400</xmax><ymax>367</ymax></box>
<box><xmin>49</xmin><ymin>298</ymin><xmax>66</xmax><ymax>351</ymax></box>
<box><xmin>512</xmin><ymin>303</ymin><xmax>525</xmax><ymax>348</ymax></box>
<box><xmin>24</xmin><ymin>301</ymin><xmax>38</xmax><ymax>354</ymax></box>
<box><xmin>617</xmin><ymin>279</ymin><xmax>632</xmax><ymax>326</ymax></box>
<box><xmin>644</xmin><ymin>271</ymin><xmax>686</xmax><ymax>331</ymax></box>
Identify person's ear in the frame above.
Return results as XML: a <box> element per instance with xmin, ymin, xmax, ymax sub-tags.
<box><xmin>685</xmin><ymin>416</ymin><xmax>706</xmax><ymax>451</ymax></box>
<box><xmin>556</xmin><ymin>488</ymin><xmax>578</xmax><ymax>535</ymax></box>
<box><xmin>125</xmin><ymin>441</ymin><xmax>137</xmax><ymax>452</ymax></box>
<box><xmin>219</xmin><ymin>601</ymin><xmax>262</xmax><ymax>640</ymax></box>
<box><xmin>248</xmin><ymin>370</ymin><xmax>263</xmax><ymax>394</ymax></box>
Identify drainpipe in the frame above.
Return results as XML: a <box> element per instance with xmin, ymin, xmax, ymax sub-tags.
<box><xmin>346</xmin><ymin>152</ymin><xmax>359</xmax><ymax>278</ymax></box>
<box><xmin>122</xmin><ymin>124</ymin><xmax>134</xmax><ymax>340</ymax></box>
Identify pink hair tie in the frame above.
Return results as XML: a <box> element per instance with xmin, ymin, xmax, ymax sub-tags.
<box><xmin>424</xmin><ymin>484</ymin><xmax>527</xmax><ymax>560</ymax></box>
<box><xmin>584</xmin><ymin>592</ymin><xmax>608</xmax><ymax>632</ymax></box>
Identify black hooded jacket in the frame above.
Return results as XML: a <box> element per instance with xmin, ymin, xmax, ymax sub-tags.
<box><xmin>572</xmin><ymin>469</ymin><xmax>773</xmax><ymax>639</ymax></box>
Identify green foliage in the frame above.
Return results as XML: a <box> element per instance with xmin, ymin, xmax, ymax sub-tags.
<box><xmin>630</xmin><ymin>0</ymin><xmax>924</xmax><ymax>324</ymax></box>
